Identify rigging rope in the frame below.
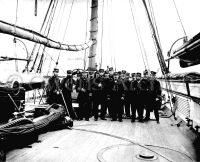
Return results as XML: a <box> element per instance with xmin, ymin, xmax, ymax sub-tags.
<box><xmin>109</xmin><ymin>0</ymin><xmax>116</xmax><ymax>70</ymax></box>
<box><xmin>44</xmin><ymin>50</ymin><xmax>67</xmax><ymax>75</ymax></box>
<box><xmin>30</xmin><ymin>0</ymin><xmax>58</xmax><ymax>72</ymax></box>
<box><xmin>148</xmin><ymin>0</ymin><xmax>163</xmax><ymax>50</ymax></box>
<box><xmin>37</xmin><ymin>0</ymin><xmax>59</xmax><ymax>73</ymax></box>
<box><xmin>172</xmin><ymin>0</ymin><xmax>187</xmax><ymax>38</ymax></box>
<box><xmin>129</xmin><ymin>0</ymin><xmax>148</xmax><ymax>70</ymax></box>
<box><xmin>23</xmin><ymin>0</ymin><xmax>54</xmax><ymax>72</ymax></box>
<box><xmin>72</xmin><ymin>127</ymin><xmax>194</xmax><ymax>162</ymax></box>
<box><xmin>100</xmin><ymin>0</ymin><xmax>104</xmax><ymax>69</ymax></box>
<box><xmin>30</xmin><ymin>0</ymin><xmax>58</xmax><ymax>73</ymax></box>
<box><xmin>46</xmin><ymin>0</ymin><xmax>67</xmax><ymax>75</ymax></box>
<box><xmin>83</xmin><ymin>0</ymin><xmax>90</xmax><ymax>70</ymax></box>
<box><xmin>55</xmin><ymin>0</ymin><xmax>75</xmax><ymax>68</ymax></box>
<box><xmin>37</xmin><ymin>0</ymin><xmax>62</xmax><ymax>73</ymax></box>
<box><xmin>143</xmin><ymin>0</ymin><xmax>176</xmax><ymax>117</ymax></box>
<box><xmin>14</xmin><ymin>0</ymin><xmax>19</xmax><ymax>72</ymax></box>
<box><xmin>142</xmin><ymin>0</ymin><xmax>168</xmax><ymax>75</ymax></box>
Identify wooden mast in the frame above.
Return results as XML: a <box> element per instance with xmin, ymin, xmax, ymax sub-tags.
<box><xmin>88</xmin><ymin>0</ymin><xmax>98</xmax><ymax>71</ymax></box>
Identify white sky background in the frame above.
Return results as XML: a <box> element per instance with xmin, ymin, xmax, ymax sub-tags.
<box><xmin>0</xmin><ymin>0</ymin><xmax>200</xmax><ymax>76</ymax></box>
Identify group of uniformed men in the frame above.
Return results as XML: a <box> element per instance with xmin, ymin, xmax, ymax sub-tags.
<box><xmin>46</xmin><ymin>67</ymin><xmax>162</xmax><ymax>124</ymax></box>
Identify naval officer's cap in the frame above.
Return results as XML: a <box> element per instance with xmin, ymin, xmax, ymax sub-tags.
<box><xmin>104</xmin><ymin>70</ymin><xmax>109</xmax><ymax>74</ymax></box>
<box><xmin>53</xmin><ymin>68</ymin><xmax>59</xmax><ymax>73</ymax></box>
<box><xmin>143</xmin><ymin>70</ymin><xmax>148</xmax><ymax>75</ymax></box>
<box><xmin>122</xmin><ymin>70</ymin><xmax>126</xmax><ymax>74</ymax></box>
<box><xmin>131</xmin><ymin>73</ymin><xmax>135</xmax><ymax>77</ymax></box>
<box><xmin>136</xmin><ymin>72</ymin><xmax>141</xmax><ymax>77</ymax></box>
<box><xmin>109</xmin><ymin>67</ymin><xmax>113</xmax><ymax>71</ymax></box>
<box><xmin>125</xmin><ymin>72</ymin><xmax>130</xmax><ymax>76</ymax></box>
<box><xmin>151</xmin><ymin>71</ymin><xmax>156</xmax><ymax>76</ymax></box>
<box><xmin>99</xmin><ymin>69</ymin><xmax>104</xmax><ymax>73</ymax></box>
<box><xmin>67</xmin><ymin>70</ymin><xmax>72</xmax><ymax>74</ymax></box>
<box><xmin>118</xmin><ymin>71</ymin><xmax>122</xmax><ymax>75</ymax></box>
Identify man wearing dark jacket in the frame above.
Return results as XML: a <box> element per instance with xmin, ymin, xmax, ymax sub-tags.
<box><xmin>60</xmin><ymin>70</ymin><xmax>77</xmax><ymax>119</ymax></box>
<box><xmin>110</xmin><ymin>72</ymin><xmax>125</xmax><ymax>122</ymax></box>
<box><xmin>76</xmin><ymin>71</ymin><xmax>90</xmax><ymax>121</ymax></box>
<box><xmin>147</xmin><ymin>71</ymin><xmax>161</xmax><ymax>123</ymax></box>
<box><xmin>130</xmin><ymin>72</ymin><xmax>141</xmax><ymax>122</ymax></box>
<box><xmin>46</xmin><ymin>68</ymin><xmax>61</xmax><ymax>104</ymax></box>
<box><xmin>139</xmin><ymin>70</ymin><xmax>151</xmax><ymax>122</ymax></box>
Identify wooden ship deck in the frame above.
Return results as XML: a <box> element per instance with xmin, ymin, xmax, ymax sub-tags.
<box><xmin>0</xmin><ymin>1</ymin><xmax>200</xmax><ymax>162</ymax></box>
<box><xmin>6</xmin><ymin>108</ymin><xmax>199</xmax><ymax>162</ymax></box>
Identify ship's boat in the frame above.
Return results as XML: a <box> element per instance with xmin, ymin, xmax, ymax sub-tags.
<box><xmin>172</xmin><ymin>32</ymin><xmax>200</xmax><ymax>68</ymax></box>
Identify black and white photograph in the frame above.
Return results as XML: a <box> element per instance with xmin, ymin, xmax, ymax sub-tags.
<box><xmin>0</xmin><ymin>0</ymin><xmax>200</xmax><ymax>161</ymax></box>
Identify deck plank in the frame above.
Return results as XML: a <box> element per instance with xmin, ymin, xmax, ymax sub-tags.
<box><xmin>6</xmin><ymin>113</ymin><xmax>197</xmax><ymax>162</ymax></box>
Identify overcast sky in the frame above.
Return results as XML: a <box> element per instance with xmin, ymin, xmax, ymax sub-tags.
<box><xmin>0</xmin><ymin>0</ymin><xmax>200</xmax><ymax>76</ymax></box>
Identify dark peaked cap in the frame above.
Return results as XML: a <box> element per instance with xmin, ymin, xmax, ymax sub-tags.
<box><xmin>114</xmin><ymin>72</ymin><xmax>119</xmax><ymax>75</ymax></box>
<box><xmin>67</xmin><ymin>70</ymin><xmax>72</xmax><ymax>74</ymax></box>
<box><xmin>151</xmin><ymin>71</ymin><xmax>156</xmax><ymax>75</ymax></box>
<box><xmin>53</xmin><ymin>68</ymin><xmax>59</xmax><ymax>72</ymax></box>
<box><xmin>99</xmin><ymin>69</ymin><xmax>104</xmax><ymax>73</ymax></box>
<box><xmin>104</xmin><ymin>70</ymin><xmax>109</xmax><ymax>74</ymax></box>
<box><xmin>143</xmin><ymin>70</ymin><xmax>148</xmax><ymax>75</ymax></box>
<box><xmin>109</xmin><ymin>67</ymin><xmax>113</xmax><ymax>71</ymax></box>
<box><xmin>131</xmin><ymin>73</ymin><xmax>135</xmax><ymax>77</ymax></box>
<box><xmin>122</xmin><ymin>70</ymin><xmax>126</xmax><ymax>74</ymax></box>
<box><xmin>136</xmin><ymin>72</ymin><xmax>141</xmax><ymax>77</ymax></box>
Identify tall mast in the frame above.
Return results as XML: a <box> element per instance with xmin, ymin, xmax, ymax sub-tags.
<box><xmin>88</xmin><ymin>0</ymin><xmax>98</xmax><ymax>71</ymax></box>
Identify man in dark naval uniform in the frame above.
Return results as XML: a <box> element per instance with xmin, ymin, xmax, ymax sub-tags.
<box><xmin>146</xmin><ymin>71</ymin><xmax>162</xmax><ymax>123</ymax></box>
<box><xmin>76</xmin><ymin>71</ymin><xmax>90</xmax><ymax>121</ymax></box>
<box><xmin>138</xmin><ymin>70</ymin><xmax>151</xmax><ymax>122</ymax></box>
<box><xmin>123</xmin><ymin>71</ymin><xmax>131</xmax><ymax>118</ymax></box>
<box><xmin>110</xmin><ymin>72</ymin><xmax>125</xmax><ymax>122</ymax></box>
<box><xmin>92</xmin><ymin>69</ymin><xmax>105</xmax><ymax>121</ymax></box>
<box><xmin>60</xmin><ymin>70</ymin><xmax>77</xmax><ymax>120</ymax></box>
<box><xmin>130</xmin><ymin>72</ymin><xmax>141</xmax><ymax>122</ymax></box>
<box><xmin>103</xmin><ymin>70</ymin><xmax>112</xmax><ymax>118</ymax></box>
<box><xmin>46</xmin><ymin>68</ymin><xmax>61</xmax><ymax>104</ymax></box>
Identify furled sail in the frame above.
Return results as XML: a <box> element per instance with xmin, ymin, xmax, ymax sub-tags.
<box><xmin>0</xmin><ymin>20</ymin><xmax>93</xmax><ymax>51</ymax></box>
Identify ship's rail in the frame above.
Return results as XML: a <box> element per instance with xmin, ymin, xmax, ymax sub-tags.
<box><xmin>159</xmin><ymin>78</ymin><xmax>200</xmax><ymax>132</ymax></box>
